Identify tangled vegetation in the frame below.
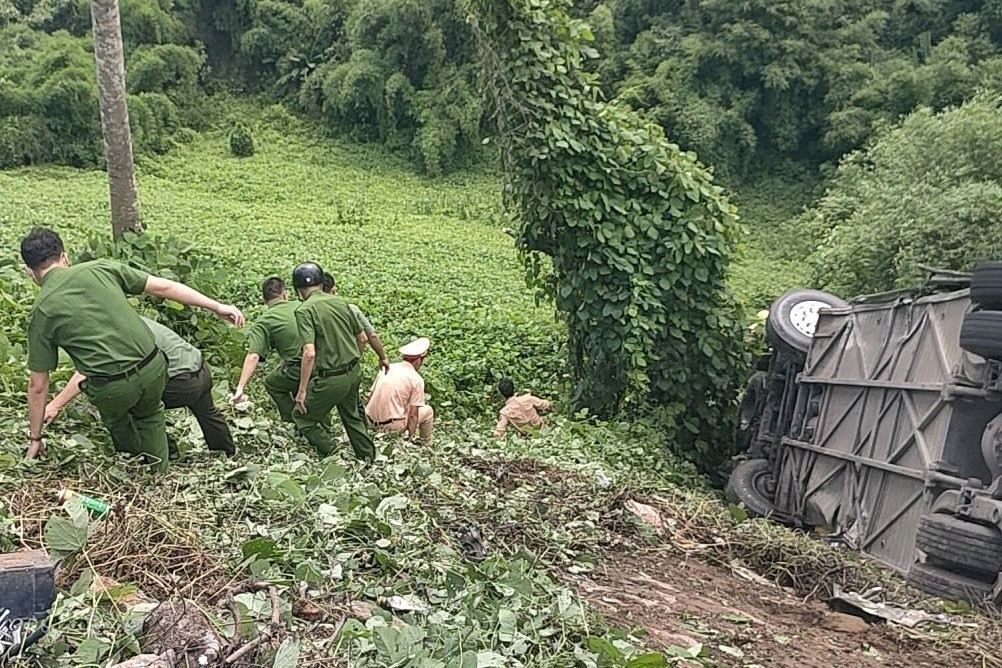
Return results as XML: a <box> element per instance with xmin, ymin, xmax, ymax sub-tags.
<box><xmin>6</xmin><ymin>0</ymin><xmax>1002</xmax><ymax>180</ymax></box>
<box><xmin>2</xmin><ymin>90</ymin><xmax>1001</xmax><ymax>668</ymax></box>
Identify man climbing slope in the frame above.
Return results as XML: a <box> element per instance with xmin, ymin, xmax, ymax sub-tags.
<box><xmin>291</xmin><ymin>262</ymin><xmax>375</xmax><ymax>462</ymax></box>
<box><xmin>230</xmin><ymin>276</ymin><xmax>303</xmax><ymax>421</ymax></box>
<box><xmin>321</xmin><ymin>272</ymin><xmax>390</xmax><ymax>374</ymax></box>
<box><xmin>45</xmin><ymin>316</ymin><xmax>236</xmax><ymax>457</ymax></box>
<box><xmin>21</xmin><ymin>226</ymin><xmax>243</xmax><ymax>471</ymax></box>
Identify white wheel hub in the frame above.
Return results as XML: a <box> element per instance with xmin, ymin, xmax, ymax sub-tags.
<box><xmin>788</xmin><ymin>300</ymin><xmax>831</xmax><ymax>337</ymax></box>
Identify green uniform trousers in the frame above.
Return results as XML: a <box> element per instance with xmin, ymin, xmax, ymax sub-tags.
<box><xmin>292</xmin><ymin>365</ymin><xmax>375</xmax><ymax>462</ymax></box>
<box><xmin>82</xmin><ymin>354</ymin><xmax>169</xmax><ymax>472</ymax></box>
<box><xmin>264</xmin><ymin>363</ymin><xmax>300</xmax><ymax>423</ymax></box>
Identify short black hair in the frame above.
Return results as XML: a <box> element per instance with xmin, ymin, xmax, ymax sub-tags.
<box><xmin>20</xmin><ymin>227</ymin><xmax>64</xmax><ymax>271</ymax></box>
<box><xmin>261</xmin><ymin>276</ymin><xmax>285</xmax><ymax>301</ymax></box>
<box><xmin>498</xmin><ymin>378</ymin><xmax>515</xmax><ymax>398</ymax></box>
<box><xmin>322</xmin><ymin>272</ymin><xmax>335</xmax><ymax>293</ymax></box>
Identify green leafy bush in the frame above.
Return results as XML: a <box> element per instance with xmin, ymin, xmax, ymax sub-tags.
<box><xmin>806</xmin><ymin>94</ymin><xmax>1002</xmax><ymax>296</ymax></box>
<box><xmin>228</xmin><ymin>121</ymin><xmax>255</xmax><ymax>157</ymax></box>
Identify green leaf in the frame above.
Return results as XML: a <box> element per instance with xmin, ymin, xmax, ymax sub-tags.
<box><xmin>44</xmin><ymin>515</ymin><xmax>88</xmax><ymax>554</ymax></box>
<box><xmin>727</xmin><ymin>504</ymin><xmax>748</xmax><ymax>523</ymax></box>
<box><xmin>625</xmin><ymin>654</ymin><xmax>668</xmax><ymax>667</ymax></box>
<box><xmin>273</xmin><ymin>638</ymin><xmax>300</xmax><ymax>668</ymax></box>
<box><xmin>242</xmin><ymin>537</ymin><xmax>281</xmax><ymax>561</ymax></box>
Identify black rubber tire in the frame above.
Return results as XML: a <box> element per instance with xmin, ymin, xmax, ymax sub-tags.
<box><xmin>724</xmin><ymin>458</ymin><xmax>774</xmax><ymax>518</ymax></box>
<box><xmin>959</xmin><ymin>311</ymin><xmax>1002</xmax><ymax>360</ymax></box>
<box><xmin>766</xmin><ymin>290</ymin><xmax>849</xmax><ymax>356</ymax></box>
<box><xmin>907</xmin><ymin>562</ymin><xmax>996</xmax><ymax>604</ymax></box>
<box><xmin>735</xmin><ymin>371</ymin><xmax>767</xmax><ymax>453</ymax></box>
<box><xmin>970</xmin><ymin>261</ymin><xmax>1002</xmax><ymax>310</ymax></box>
<box><xmin>916</xmin><ymin>514</ymin><xmax>1002</xmax><ymax>576</ymax></box>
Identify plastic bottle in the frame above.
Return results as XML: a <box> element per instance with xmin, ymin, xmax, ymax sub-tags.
<box><xmin>56</xmin><ymin>489</ymin><xmax>112</xmax><ymax>518</ymax></box>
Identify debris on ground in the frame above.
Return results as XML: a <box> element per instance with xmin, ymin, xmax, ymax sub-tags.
<box><xmin>380</xmin><ymin>595</ymin><xmax>429</xmax><ymax>614</ymax></box>
<box><xmin>108</xmin><ymin>652</ymin><xmax>174</xmax><ymax>668</ymax></box>
<box><xmin>141</xmin><ymin>600</ymin><xmax>222</xmax><ymax>666</ymax></box>
<box><xmin>829</xmin><ymin>584</ymin><xmax>979</xmax><ymax>629</ymax></box>
<box><xmin>624</xmin><ymin>498</ymin><xmax>671</xmax><ymax>537</ymax></box>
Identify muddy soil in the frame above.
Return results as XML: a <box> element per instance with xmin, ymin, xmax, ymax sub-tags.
<box><xmin>562</xmin><ymin>549</ymin><xmax>989</xmax><ymax>668</ymax></box>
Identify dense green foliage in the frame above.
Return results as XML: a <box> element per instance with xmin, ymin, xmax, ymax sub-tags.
<box><xmin>6</xmin><ymin>0</ymin><xmax>1002</xmax><ymax>180</ymax></box>
<box><xmin>806</xmin><ymin>94</ymin><xmax>1002</xmax><ymax>296</ymax></box>
<box><xmin>606</xmin><ymin>0</ymin><xmax>1002</xmax><ymax>178</ymax></box>
<box><xmin>0</xmin><ymin>3</ymin><xmax>208</xmax><ymax>168</ymax></box>
<box><xmin>0</xmin><ymin>122</ymin><xmax>731</xmax><ymax>666</ymax></box>
<box><xmin>470</xmin><ymin>0</ymin><xmax>747</xmax><ymax>469</ymax></box>
<box><xmin>228</xmin><ymin>120</ymin><xmax>255</xmax><ymax>156</ymax></box>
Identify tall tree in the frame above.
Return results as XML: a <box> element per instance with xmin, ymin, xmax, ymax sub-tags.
<box><xmin>90</xmin><ymin>0</ymin><xmax>142</xmax><ymax>238</ymax></box>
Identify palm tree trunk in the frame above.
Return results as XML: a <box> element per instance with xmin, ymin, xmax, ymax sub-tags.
<box><xmin>90</xmin><ymin>0</ymin><xmax>142</xmax><ymax>238</ymax></box>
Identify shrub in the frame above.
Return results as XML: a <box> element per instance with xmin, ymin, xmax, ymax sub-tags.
<box><xmin>471</xmin><ymin>0</ymin><xmax>749</xmax><ymax>470</ymax></box>
<box><xmin>806</xmin><ymin>93</ymin><xmax>1002</xmax><ymax>296</ymax></box>
<box><xmin>228</xmin><ymin>121</ymin><xmax>255</xmax><ymax>157</ymax></box>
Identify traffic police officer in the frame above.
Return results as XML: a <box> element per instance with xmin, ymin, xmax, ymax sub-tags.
<box><xmin>291</xmin><ymin>262</ymin><xmax>375</xmax><ymax>462</ymax></box>
<box><xmin>230</xmin><ymin>276</ymin><xmax>303</xmax><ymax>421</ymax></box>
<box><xmin>45</xmin><ymin>316</ymin><xmax>236</xmax><ymax>457</ymax></box>
<box><xmin>20</xmin><ymin>227</ymin><xmax>243</xmax><ymax>471</ymax></box>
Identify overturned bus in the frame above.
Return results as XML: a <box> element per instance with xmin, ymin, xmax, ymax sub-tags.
<box><xmin>728</xmin><ymin>264</ymin><xmax>1002</xmax><ymax>604</ymax></box>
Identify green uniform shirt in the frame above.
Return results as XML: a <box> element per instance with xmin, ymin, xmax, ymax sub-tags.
<box><xmin>27</xmin><ymin>259</ymin><xmax>155</xmax><ymax>376</ymax></box>
<box><xmin>140</xmin><ymin>317</ymin><xmax>202</xmax><ymax>377</ymax></box>
<box><xmin>349</xmin><ymin>304</ymin><xmax>376</xmax><ymax>337</ymax></box>
<box><xmin>246</xmin><ymin>299</ymin><xmax>302</xmax><ymax>363</ymax></box>
<box><xmin>295</xmin><ymin>291</ymin><xmax>362</xmax><ymax>373</ymax></box>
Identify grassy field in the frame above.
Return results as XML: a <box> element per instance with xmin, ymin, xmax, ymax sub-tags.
<box><xmin>0</xmin><ymin>105</ymin><xmax>564</xmax><ymax>418</ymax></box>
<box><xmin>1</xmin><ymin>112</ymin><xmax>993</xmax><ymax>667</ymax></box>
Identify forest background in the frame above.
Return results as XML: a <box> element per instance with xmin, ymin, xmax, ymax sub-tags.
<box><xmin>6</xmin><ymin>0</ymin><xmax>1002</xmax><ymax>297</ymax></box>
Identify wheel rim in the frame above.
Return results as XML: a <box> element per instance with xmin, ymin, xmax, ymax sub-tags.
<box><xmin>788</xmin><ymin>300</ymin><xmax>832</xmax><ymax>338</ymax></box>
<box><xmin>751</xmin><ymin>466</ymin><xmax>775</xmax><ymax>499</ymax></box>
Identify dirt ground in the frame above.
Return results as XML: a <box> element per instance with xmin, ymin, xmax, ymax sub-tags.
<box><xmin>562</xmin><ymin>549</ymin><xmax>991</xmax><ymax>668</ymax></box>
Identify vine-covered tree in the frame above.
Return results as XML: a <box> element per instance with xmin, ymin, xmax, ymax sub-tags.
<box><xmin>467</xmin><ymin>0</ymin><xmax>748</xmax><ymax>466</ymax></box>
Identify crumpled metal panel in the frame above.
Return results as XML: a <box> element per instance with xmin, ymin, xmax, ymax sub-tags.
<box><xmin>774</xmin><ymin>289</ymin><xmax>999</xmax><ymax>574</ymax></box>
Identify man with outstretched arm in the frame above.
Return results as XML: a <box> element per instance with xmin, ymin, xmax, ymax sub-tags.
<box><xmin>21</xmin><ymin>227</ymin><xmax>243</xmax><ymax>472</ymax></box>
<box><xmin>291</xmin><ymin>263</ymin><xmax>375</xmax><ymax>462</ymax></box>
<box><xmin>492</xmin><ymin>377</ymin><xmax>552</xmax><ymax>438</ymax></box>
<box><xmin>230</xmin><ymin>277</ymin><xmax>303</xmax><ymax>421</ymax></box>
<box><xmin>45</xmin><ymin>316</ymin><xmax>236</xmax><ymax>457</ymax></box>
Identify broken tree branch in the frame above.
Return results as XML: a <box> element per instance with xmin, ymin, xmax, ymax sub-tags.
<box><xmin>223</xmin><ymin>586</ymin><xmax>280</xmax><ymax>664</ymax></box>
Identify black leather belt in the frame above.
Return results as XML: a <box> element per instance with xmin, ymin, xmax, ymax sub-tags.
<box><xmin>88</xmin><ymin>348</ymin><xmax>160</xmax><ymax>387</ymax></box>
<box><xmin>370</xmin><ymin>417</ymin><xmax>398</xmax><ymax>426</ymax></box>
<box><xmin>318</xmin><ymin>359</ymin><xmax>359</xmax><ymax>378</ymax></box>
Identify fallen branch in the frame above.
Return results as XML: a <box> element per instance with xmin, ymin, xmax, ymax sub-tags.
<box><xmin>223</xmin><ymin>586</ymin><xmax>280</xmax><ymax>665</ymax></box>
<box><xmin>226</xmin><ymin>591</ymin><xmax>241</xmax><ymax>646</ymax></box>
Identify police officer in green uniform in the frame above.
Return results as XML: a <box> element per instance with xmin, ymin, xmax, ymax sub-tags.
<box><xmin>21</xmin><ymin>227</ymin><xmax>244</xmax><ymax>471</ymax></box>
<box><xmin>45</xmin><ymin>316</ymin><xmax>236</xmax><ymax>457</ymax></box>
<box><xmin>230</xmin><ymin>277</ymin><xmax>303</xmax><ymax>421</ymax></box>
<box><xmin>291</xmin><ymin>263</ymin><xmax>375</xmax><ymax>462</ymax></box>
